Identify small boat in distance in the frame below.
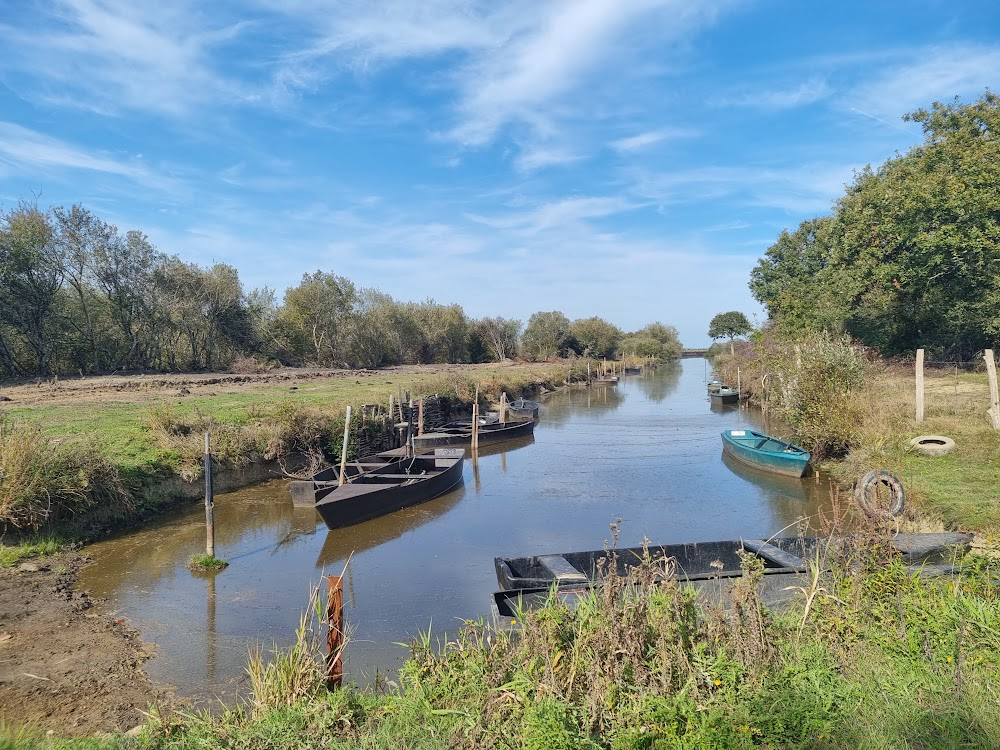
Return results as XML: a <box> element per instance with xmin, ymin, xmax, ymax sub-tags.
<box><xmin>507</xmin><ymin>399</ymin><xmax>540</xmax><ymax>421</ymax></box>
<box><xmin>710</xmin><ymin>387</ymin><xmax>739</xmax><ymax>405</ymax></box>
<box><xmin>707</xmin><ymin>379</ymin><xmax>724</xmax><ymax>393</ymax></box>
<box><xmin>314</xmin><ymin>448</ymin><xmax>465</xmax><ymax>530</ymax></box>
<box><xmin>589</xmin><ymin>376</ymin><xmax>619</xmax><ymax>386</ymax></box>
<box><xmin>721</xmin><ymin>428</ymin><xmax>810</xmax><ymax>477</ymax></box>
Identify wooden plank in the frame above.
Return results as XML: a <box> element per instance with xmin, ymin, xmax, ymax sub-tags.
<box><xmin>536</xmin><ymin>555</ymin><xmax>589</xmax><ymax>583</ymax></box>
<box><xmin>741</xmin><ymin>540</ymin><xmax>806</xmax><ymax>570</ymax></box>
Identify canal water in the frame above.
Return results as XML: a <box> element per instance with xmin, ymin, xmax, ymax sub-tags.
<box><xmin>77</xmin><ymin>358</ymin><xmax>834</xmax><ymax>705</ymax></box>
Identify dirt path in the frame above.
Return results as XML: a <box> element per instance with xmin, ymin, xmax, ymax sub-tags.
<box><xmin>0</xmin><ymin>553</ymin><xmax>168</xmax><ymax>737</ymax></box>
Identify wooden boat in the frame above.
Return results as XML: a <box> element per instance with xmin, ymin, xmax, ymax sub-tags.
<box><xmin>289</xmin><ymin>452</ymin><xmax>410</xmax><ymax>506</ymax></box>
<box><xmin>589</xmin><ymin>376</ymin><xmax>619</xmax><ymax>386</ymax></box>
<box><xmin>707</xmin><ymin>379</ymin><xmax>724</xmax><ymax>393</ymax></box>
<box><xmin>490</xmin><ymin>532</ymin><xmax>973</xmax><ymax>624</ymax></box>
<box><xmin>507</xmin><ymin>399</ymin><xmax>540</xmax><ymax>421</ymax></box>
<box><xmin>313</xmin><ymin>448</ymin><xmax>465</xmax><ymax>530</ymax></box>
<box><xmin>623</xmin><ymin>367</ymin><xmax>642</xmax><ymax>375</ymax></box>
<box><xmin>411</xmin><ymin>417</ymin><xmax>535</xmax><ymax>449</ymax></box>
<box><xmin>721</xmin><ymin>428</ymin><xmax>810</xmax><ymax>477</ymax></box>
<box><xmin>710</xmin><ymin>387</ymin><xmax>739</xmax><ymax>405</ymax></box>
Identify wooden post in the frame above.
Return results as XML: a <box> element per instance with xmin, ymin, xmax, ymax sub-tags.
<box><xmin>587</xmin><ymin>361</ymin><xmax>591</xmax><ymax>383</ymax></box>
<box><xmin>338</xmin><ymin>406</ymin><xmax>352</xmax><ymax>486</ymax></box>
<box><xmin>500</xmin><ymin>392</ymin><xmax>507</xmax><ymax>424</ymax></box>
<box><xmin>985</xmin><ymin>349</ymin><xmax>1000</xmax><ymax>430</ymax></box>
<box><xmin>471</xmin><ymin>385</ymin><xmax>480</xmax><ymax>451</ymax></box>
<box><xmin>417</xmin><ymin>396</ymin><xmax>424</xmax><ymax>435</ymax></box>
<box><xmin>737</xmin><ymin>367</ymin><xmax>741</xmax><ymax>397</ymax></box>
<box><xmin>325</xmin><ymin>575</ymin><xmax>344</xmax><ymax>689</ymax></box>
<box><xmin>396</xmin><ymin>385</ymin><xmax>404</xmax><ymax>422</ymax></box>
<box><xmin>916</xmin><ymin>349</ymin><xmax>925</xmax><ymax>423</ymax></box>
<box><xmin>204</xmin><ymin>432</ymin><xmax>214</xmax><ymax>558</ymax></box>
<box><xmin>388</xmin><ymin>393</ymin><xmax>394</xmax><ymax>425</ymax></box>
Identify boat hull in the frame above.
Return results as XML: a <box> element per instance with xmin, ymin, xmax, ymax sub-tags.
<box><xmin>411</xmin><ymin>418</ymin><xmax>535</xmax><ymax>449</ymax></box>
<box><xmin>720</xmin><ymin>429</ymin><xmax>810</xmax><ymax>477</ymax></box>
<box><xmin>314</xmin><ymin>448</ymin><xmax>465</xmax><ymax>530</ymax></box>
<box><xmin>710</xmin><ymin>389</ymin><xmax>739</xmax><ymax>405</ymax></box>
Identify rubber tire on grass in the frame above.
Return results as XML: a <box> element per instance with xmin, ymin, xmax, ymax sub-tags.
<box><xmin>908</xmin><ymin>435</ymin><xmax>955</xmax><ymax>457</ymax></box>
<box><xmin>854</xmin><ymin>470</ymin><xmax>906</xmax><ymax>519</ymax></box>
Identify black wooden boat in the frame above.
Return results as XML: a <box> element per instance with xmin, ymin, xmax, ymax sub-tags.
<box><xmin>507</xmin><ymin>399</ymin><xmax>540</xmax><ymax>420</ymax></box>
<box><xmin>411</xmin><ymin>417</ymin><xmax>535</xmax><ymax>449</ymax></box>
<box><xmin>623</xmin><ymin>367</ymin><xmax>642</xmax><ymax>374</ymax></box>
<box><xmin>490</xmin><ymin>532</ymin><xmax>973</xmax><ymax>626</ymax></box>
<box><xmin>710</xmin><ymin>387</ymin><xmax>739</xmax><ymax>405</ymax></box>
<box><xmin>494</xmin><ymin>532</ymin><xmax>973</xmax><ymax>591</ymax></box>
<box><xmin>289</xmin><ymin>452</ymin><xmax>410</xmax><ymax>506</ymax></box>
<box><xmin>313</xmin><ymin>448</ymin><xmax>465</xmax><ymax>530</ymax></box>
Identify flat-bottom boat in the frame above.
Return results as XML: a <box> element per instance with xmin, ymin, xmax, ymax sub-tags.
<box><xmin>411</xmin><ymin>418</ymin><xmax>535</xmax><ymax>449</ymax></box>
<box><xmin>314</xmin><ymin>448</ymin><xmax>465</xmax><ymax>530</ymax></box>
<box><xmin>507</xmin><ymin>399</ymin><xmax>540</xmax><ymax>421</ymax></box>
<box><xmin>721</xmin><ymin>428</ymin><xmax>810</xmax><ymax>477</ymax></box>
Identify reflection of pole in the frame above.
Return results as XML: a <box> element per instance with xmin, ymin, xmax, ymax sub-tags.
<box><xmin>207</xmin><ymin>573</ymin><xmax>217</xmax><ymax>680</ymax></box>
<box><xmin>326</xmin><ymin>575</ymin><xmax>344</xmax><ymax>689</ymax></box>
<box><xmin>204</xmin><ymin>432</ymin><xmax>214</xmax><ymax>557</ymax></box>
<box><xmin>501</xmin><ymin>451</ymin><xmax>507</xmax><ymax>473</ymax></box>
<box><xmin>473</xmin><ymin>450</ymin><xmax>480</xmax><ymax>492</ymax></box>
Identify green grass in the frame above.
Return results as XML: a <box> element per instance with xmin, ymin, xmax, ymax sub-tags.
<box><xmin>188</xmin><ymin>554</ymin><xmax>228</xmax><ymax>571</ymax></box>
<box><xmin>0</xmin><ymin>537</ymin><xmax>63</xmax><ymax>567</ymax></box>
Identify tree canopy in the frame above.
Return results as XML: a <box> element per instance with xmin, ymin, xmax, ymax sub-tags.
<box><xmin>750</xmin><ymin>91</ymin><xmax>1000</xmax><ymax>358</ymax></box>
<box><xmin>708</xmin><ymin>311</ymin><xmax>753</xmax><ymax>354</ymax></box>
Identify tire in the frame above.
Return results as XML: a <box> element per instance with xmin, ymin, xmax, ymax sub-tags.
<box><xmin>908</xmin><ymin>435</ymin><xmax>955</xmax><ymax>457</ymax></box>
<box><xmin>854</xmin><ymin>470</ymin><xmax>906</xmax><ymax>519</ymax></box>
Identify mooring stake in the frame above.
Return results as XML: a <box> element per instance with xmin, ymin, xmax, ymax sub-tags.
<box><xmin>325</xmin><ymin>575</ymin><xmax>344</xmax><ymax>689</ymax></box>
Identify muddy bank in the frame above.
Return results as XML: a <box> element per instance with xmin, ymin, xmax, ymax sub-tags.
<box><xmin>0</xmin><ymin>553</ymin><xmax>169</xmax><ymax>737</ymax></box>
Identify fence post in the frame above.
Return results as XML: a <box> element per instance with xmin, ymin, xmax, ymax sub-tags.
<box><xmin>325</xmin><ymin>575</ymin><xmax>344</xmax><ymax>689</ymax></box>
<box><xmin>338</xmin><ymin>406</ymin><xmax>352</xmax><ymax>486</ymax></box>
<box><xmin>985</xmin><ymin>349</ymin><xmax>1000</xmax><ymax>430</ymax></box>
<box><xmin>915</xmin><ymin>349</ymin><xmax>925</xmax><ymax>423</ymax></box>
<box><xmin>204</xmin><ymin>432</ymin><xmax>214</xmax><ymax>558</ymax></box>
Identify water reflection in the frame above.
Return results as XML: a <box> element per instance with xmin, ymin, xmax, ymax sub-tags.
<box><xmin>77</xmin><ymin>358</ymin><xmax>837</xmax><ymax>705</ymax></box>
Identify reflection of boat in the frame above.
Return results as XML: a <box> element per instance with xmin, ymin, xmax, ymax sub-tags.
<box><xmin>719</xmin><ymin>451</ymin><xmax>808</xmax><ymax>503</ymax></box>
<box><xmin>315</xmin><ymin>486</ymin><xmax>465</xmax><ymax>568</ymax></box>
<box><xmin>507</xmin><ymin>399</ymin><xmax>540</xmax><ymax>421</ymax></box>
<box><xmin>468</xmin><ymin>433</ymin><xmax>535</xmax><ymax>458</ymax></box>
<box><xmin>314</xmin><ymin>448</ymin><xmax>465</xmax><ymax>530</ymax></box>
<box><xmin>490</xmin><ymin>532</ymin><xmax>973</xmax><ymax>624</ymax></box>
<box><xmin>412</xmin><ymin>418</ymin><xmax>535</xmax><ymax>449</ymax></box>
<box><xmin>709</xmin><ymin>399</ymin><xmax>738</xmax><ymax>413</ymax></box>
<box><xmin>721</xmin><ymin>429</ymin><xmax>810</xmax><ymax>477</ymax></box>
<box><xmin>710</xmin><ymin>387</ymin><xmax>739</xmax><ymax>405</ymax></box>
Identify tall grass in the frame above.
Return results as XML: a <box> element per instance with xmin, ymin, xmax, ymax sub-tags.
<box><xmin>0</xmin><ymin>419</ymin><xmax>131</xmax><ymax>532</ymax></box>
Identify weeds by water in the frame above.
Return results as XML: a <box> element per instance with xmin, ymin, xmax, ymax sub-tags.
<box><xmin>187</xmin><ymin>554</ymin><xmax>228</xmax><ymax>572</ymax></box>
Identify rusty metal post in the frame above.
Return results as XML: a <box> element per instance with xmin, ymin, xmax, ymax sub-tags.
<box><xmin>325</xmin><ymin>575</ymin><xmax>344</xmax><ymax>689</ymax></box>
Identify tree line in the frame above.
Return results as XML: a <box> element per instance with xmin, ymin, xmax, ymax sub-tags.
<box><xmin>0</xmin><ymin>201</ymin><xmax>682</xmax><ymax>378</ymax></box>
<box><xmin>750</xmin><ymin>91</ymin><xmax>1000</xmax><ymax>359</ymax></box>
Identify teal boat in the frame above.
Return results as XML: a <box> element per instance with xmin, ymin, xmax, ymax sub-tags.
<box><xmin>721</xmin><ymin>429</ymin><xmax>810</xmax><ymax>477</ymax></box>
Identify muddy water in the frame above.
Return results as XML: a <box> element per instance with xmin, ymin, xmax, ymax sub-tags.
<box><xmin>78</xmin><ymin>358</ymin><xmax>834</xmax><ymax>705</ymax></box>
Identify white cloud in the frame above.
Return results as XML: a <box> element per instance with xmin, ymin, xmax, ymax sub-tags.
<box><xmin>610</xmin><ymin>128</ymin><xmax>698</xmax><ymax>152</ymax></box>
<box><xmin>731</xmin><ymin>77</ymin><xmax>832</xmax><ymax>110</ymax></box>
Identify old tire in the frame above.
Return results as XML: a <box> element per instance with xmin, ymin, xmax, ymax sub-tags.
<box><xmin>908</xmin><ymin>435</ymin><xmax>955</xmax><ymax>457</ymax></box>
<box><xmin>854</xmin><ymin>470</ymin><xmax>906</xmax><ymax>519</ymax></box>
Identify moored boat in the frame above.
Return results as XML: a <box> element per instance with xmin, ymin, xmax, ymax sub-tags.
<box><xmin>589</xmin><ymin>376</ymin><xmax>619</xmax><ymax>386</ymax></box>
<box><xmin>710</xmin><ymin>387</ymin><xmax>739</xmax><ymax>405</ymax></box>
<box><xmin>314</xmin><ymin>448</ymin><xmax>465</xmax><ymax>530</ymax></box>
<box><xmin>721</xmin><ymin>428</ymin><xmax>809</xmax><ymax>477</ymax></box>
<box><xmin>289</xmin><ymin>452</ymin><xmax>410</xmax><ymax>506</ymax></box>
<box><xmin>411</xmin><ymin>417</ymin><xmax>535</xmax><ymax>449</ymax></box>
<box><xmin>507</xmin><ymin>398</ymin><xmax>540</xmax><ymax>421</ymax></box>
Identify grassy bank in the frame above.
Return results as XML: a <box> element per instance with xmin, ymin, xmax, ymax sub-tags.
<box><xmin>713</xmin><ymin>336</ymin><xmax>1000</xmax><ymax>535</ymax></box>
<box><xmin>0</xmin><ymin>362</ymin><xmax>580</xmax><ymax>546</ymax></box>
<box><xmin>4</xmin><ymin>531</ymin><xmax>998</xmax><ymax>749</ymax></box>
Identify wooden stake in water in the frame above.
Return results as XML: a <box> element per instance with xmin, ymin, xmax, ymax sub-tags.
<box><xmin>204</xmin><ymin>432</ymin><xmax>215</xmax><ymax>558</ymax></box>
<box><xmin>338</xmin><ymin>406</ymin><xmax>352</xmax><ymax>486</ymax></box>
<box><xmin>325</xmin><ymin>575</ymin><xmax>344</xmax><ymax>689</ymax></box>
<box><xmin>471</xmin><ymin>386</ymin><xmax>480</xmax><ymax>451</ymax></box>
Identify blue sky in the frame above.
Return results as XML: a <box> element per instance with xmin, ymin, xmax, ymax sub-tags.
<box><xmin>1</xmin><ymin>1</ymin><xmax>997</xmax><ymax>347</ymax></box>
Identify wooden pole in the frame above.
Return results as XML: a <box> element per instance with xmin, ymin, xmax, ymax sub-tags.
<box><xmin>417</xmin><ymin>396</ymin><xmax>424</xmax><ymax>436</ymax></box>
<box><xmin>500</xmin><ymin>392</ymin><xmax>507</xmax><ymax>424</ymax></box>
<box><xmin>471</xmin><ymin>385</ymin><xmax>480</xmax><ymax>451</ymax></box>
<box><xmin>985</xmin><ymin>349</ymin><xmax>1000</xmax><ymax>430</ymax></box>
<box><xmin>325</xmin><ymin>575</ymin><xmax>344</xmax><ymax>689</ymax></box>
<box><xmin>916</xmin><ymin>348</ymin><xmax>925</xmax><ymax>423</ymax></box>
<box><xmin>396</xmin><ymin>385</ymin><xmax>404</xmax><ymax>422</ymax></box>
<box><xmin>338</xmin><ymin>406</ymin><xmax>352</xmax><ymax>486</ymax></box>
<box><xmin>204</xmin><ymin>432</ymin><xmax>214</xmax><ymax>558</ymax></box>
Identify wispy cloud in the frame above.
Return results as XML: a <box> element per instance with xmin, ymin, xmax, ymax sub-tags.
<box><xmin>610</xmin><ymin>128</ymin><xmax>699</xmax><ymax>152</ymax></box>
<box><xmin>726</xmin><ymin>77</ymin><xmax>832</xmax><ymax>110</ymax></box>
<box><xmin>844</xmin><ymin>44</ymin><xmax>1000</xmax><ymax>122</ymax></box>
<box><xmin>0</xmin><ymin>122</ymin><xmax>146</xmax><ymax>179</ymax></box>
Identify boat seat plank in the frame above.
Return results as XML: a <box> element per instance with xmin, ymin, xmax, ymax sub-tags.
<box><xmin>536</xmin><ymin>555</ymin><xmax>589</xmax><ymax>583</ymax></box>
<box><xmin>742</xmin><ymin>539</ymin><xmax>806</xmax><ymax>570</ymax></box>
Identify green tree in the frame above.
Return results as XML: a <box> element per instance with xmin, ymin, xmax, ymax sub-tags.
<box><xmin>708</xmin><ymin>311</ymin><xmax>753</xmax><ymax>355</ymax></box>
<box><xmin>521</xmin><ymin>311</ymin><xmax>572</xmax><ymax>361</ymax></box>
<box><xmin>276</xmin><ymin>271</ymin><xmax>357</xmax><ymax>366</ymax></box>
<box><xmin>633</xmin><ymin>322</ymin><xmax>682</xmax><ymax>359</ymax></box>
<box><xmin>474</xmin><ymin>316</ymin><xmax>521</xmax><ymax>362</ymax></box>
<box><xmin>568</xmin><ymin>317</ymin><xmax>622</xmax><ymax>359</ymax></box>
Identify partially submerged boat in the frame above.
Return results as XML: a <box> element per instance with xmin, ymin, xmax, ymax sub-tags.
<box><xmin>313</xmin><ymin>448</ymin><xmax>465</xmax><ymax>530</ymax></box>
<box><xmin>411</xmin><ymin>418</ymin><xmax>535</xmax><ymax>449</ymax></box>
<box><xmin>490</xmin><ymin>532</ymin><xmax>973</xmax><ymax>625</ymax></box>
<box><xmin>721</xmin><ymin>428</ymin><xmax>810</xmax><ymax>477</ymax></box>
